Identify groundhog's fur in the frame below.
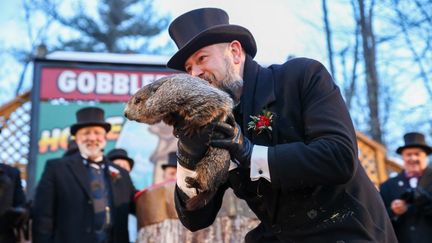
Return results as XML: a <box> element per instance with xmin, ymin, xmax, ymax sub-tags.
<box><xmin>124</xmin><ymin>74</ymin><xmax>233</xmax><ymax>210</ymax></box>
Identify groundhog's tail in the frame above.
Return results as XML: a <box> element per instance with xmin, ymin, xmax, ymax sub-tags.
<box><xmin>185</xmin><ymin>190</ymin><xmax>218</xmax><ymax>211</ymax></box>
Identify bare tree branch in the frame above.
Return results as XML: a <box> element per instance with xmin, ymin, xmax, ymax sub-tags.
<box><xmin>322</xmin><ymin>0</ymin><xmax>336</xmax><ymax>78</ymax></box>
<box><xmin>357</xmin><ymin>0</ymin><xmax>383</xmax><ymax>143</ymax></box>
<box><xmin>391</xmin><ymin>0</ymin><xmax>432</xmax><ymax>99</ymax></box>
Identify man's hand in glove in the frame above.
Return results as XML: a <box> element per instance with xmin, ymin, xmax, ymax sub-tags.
<box><xmin>4</xmin><ymin>207</ymin><xmax>29</xmax><ymax>227</ymax></box>
<box><xmin>173</xmin><ymin>119</ymin><xmax>218</xmax><ymax>199</ymax></box>
<box><xmin>414</xmin><ymin>187</ymin><xmax>432</xmax><ymax>216</ymax></box>
<box><xmin>210</xmin><ymin>114</ymin><xmax>254</xmax><ymax>167</ymax></box>
<box><xmin>174</xmin><ymin>119</ymin><xmax>215</xmax><ymax>170</ymax></box>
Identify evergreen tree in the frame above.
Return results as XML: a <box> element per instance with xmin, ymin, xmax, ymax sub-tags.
<box><xmin>44</xmin><ymin>0</ymin><xmax>170</xmax><ymax>53</ymax></box>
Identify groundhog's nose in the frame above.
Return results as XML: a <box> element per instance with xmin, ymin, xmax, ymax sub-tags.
<box><xmin>124</xmin><ymin>111</ymin><xmax>129</xmax><ymax>119</ymax></box>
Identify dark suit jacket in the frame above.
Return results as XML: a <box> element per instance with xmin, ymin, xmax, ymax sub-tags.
<box><xmin>32</xmin><ymin>153</ymin><xmax>135</xmax><ymax>243</ymax></box>
<box><xmin>0</xmin><ymin>164</ymin><xmax>26</xmax><ymax>210</ymax></box>
<box><xmin>380</xmin><ymin>167</ymin><xmax>432</xmax><ymax>243</ymax></box>
<box><xmin>175</xmin><ymin>56</ymin><xmax>397</xmax><ymax>242</ymax></box>
<box><xmin>0</xmin><ymin>164</ymin><xmax>26</xmax><ymax>242</ymax></box>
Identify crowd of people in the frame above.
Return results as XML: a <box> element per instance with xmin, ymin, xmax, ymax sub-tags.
<box><xmin>0</xmin><ymin>6</ymin><xmax>431</xmax><ymax>243</ymax></box>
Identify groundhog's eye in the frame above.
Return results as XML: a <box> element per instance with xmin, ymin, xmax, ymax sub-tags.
<box><xmin>134</xmin><ymin>97</ymin><xmax>141</xmax><ymax>105</ymax></box>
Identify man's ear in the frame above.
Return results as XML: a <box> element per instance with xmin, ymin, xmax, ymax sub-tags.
<box><xmin>229</xmin><ymin>40</ymin><xmax>243</xmax><ymax>64</ymax></box>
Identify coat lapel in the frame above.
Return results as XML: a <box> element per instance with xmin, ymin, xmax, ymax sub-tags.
<box><xmin>104</xmin><ymin>161</ymin><xmax>125</xmax><ymax>208</ymax></box>
<box><xmin>106</xmin><ymin>163</ymin><xmax>120</xmax><ymax>207</ymax></box>
<box><xmin>241</xmin><ymin>56</ymin><xmax>276</xmax><ymax>145</ymax></box>
<box><xmin>241</xmin><ymin>56</ymin><xmax>280</xmax><ymax>224</ymax></box>
<box><xmin>67</xmin><ymin>154</ymin><xmax>92</xmax><ymax>198</ymax></box>
<box><xmin>106</xmin><ymin>162</ymin><xmax>125</xmax><ymax>224</ymax></box>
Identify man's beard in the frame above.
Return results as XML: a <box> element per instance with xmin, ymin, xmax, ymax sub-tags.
<box><xmin>199</xmin><ymin>58</ymin><xmax>243</xmax><ymax>105</ymax></box>
<box><xmin>77</xmin><ymin>141</ymin><xmax>105</xmax><ymax>160</ymax></box>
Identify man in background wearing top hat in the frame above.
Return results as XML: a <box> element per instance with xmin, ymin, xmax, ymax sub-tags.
<box><xmin>107</xmin><ymin>148</ymin><xmax>134</xmax><ymax>173</ymax></box>
<box><xmin>380</xmin><ymin>132</ymin><xmax>432</xmax><ymax>243</ymax></box>
<box><xmin>161</xmin><ymin>152</ymin><xmax>177</xmax><ymax>182</ymax></box>
<box><xmin>32</xmin><ymin>107</ymin><xmax>136</xmax><ymax>243</ymax></box>
<box><xmin>106</xmin><ymin>148</ymin><xmax>138</xmax><ymax>243</ymax></box>
<box><xmin>167</xmin><ymin>7</ymin><xmax>397</xmax><ymax>242</ymax></box>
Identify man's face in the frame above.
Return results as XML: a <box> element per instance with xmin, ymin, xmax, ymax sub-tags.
<box><xmin>184</xmin><ymin>42</ymin><xmax>243</xmax><ymax>103</ymax></box>
<box><xmin>113</xmin><ymin>159</ymin><xmax>131</xmax><ymax>172</ymax></box>
<box><xmin>401</xmin><ymin>147</ymin><xmax>429</xmax><ymax>176</ymax></box>
<box><xmin>163</xmin><ymin>167</ymin><xmax>177</xmax><ymax>181</ymax></box>
<box><xmin>75</xmin><ymin>126</ymin><xmax>107</xmax><ymax>160</ymax></box>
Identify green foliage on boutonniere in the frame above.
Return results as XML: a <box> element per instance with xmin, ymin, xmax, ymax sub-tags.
<box><xmin>248</xmin><ymin>109</ymin><xmax>273</xmax><ymax>135</ymax></box>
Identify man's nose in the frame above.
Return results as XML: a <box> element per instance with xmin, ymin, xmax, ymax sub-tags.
<box><xmin>87</xmin><ymin>133</ymin><xmax>98</xmax><ymax>140</ymax></box>
<box><xmin>189</xmin><ymin>65</ymin><xmax>203</xmax><ymax>77</ymax></box>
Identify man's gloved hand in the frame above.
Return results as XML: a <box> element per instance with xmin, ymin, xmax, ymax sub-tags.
<box><xmin>4</xmin><ymin>207</ymin><xmax>29</xmax><ymax>227</ymax></box>
<box><xmin>174</xmin><ymin>121</ymin><xmax>214</xmax><ymax>170</ymax></box>
<box><xmin>414</xmin><ymin>187</ymin><xmax>432</xmax><ymax>215</ymax></box>
<box><xmin>210</xmin><ymin>114</ymin><xmax>253</xmax><ymax>167</ymax></box>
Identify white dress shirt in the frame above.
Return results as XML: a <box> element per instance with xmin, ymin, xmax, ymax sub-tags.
<box><xmin>177</xmin><ymin>145</ymin><xmax>271</xmax><ymax>198</ymax></box>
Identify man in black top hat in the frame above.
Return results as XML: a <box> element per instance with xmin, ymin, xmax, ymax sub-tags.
<box><xmin>32</xmin><ymin>107</ymin><xmax>136</xmax><ymax>243</ymax></box>
<box><xmin>167</xmin><ymin>7</ymin><xmax>397</xmax><ymax>242</ymax></box>
<box><xmin>161</xmin><ymin>152</ymin><xmax>177</xmax><ymax>182</ymax></box>
<box><xmin>380</xmin><ymin>132</ymin><xmax>432</xmax><ymax>243</ymax></box>
<box><xmin>107</xmin><ymin>148</ymin><xmax>134</xmax><ymax>172</ymax></box>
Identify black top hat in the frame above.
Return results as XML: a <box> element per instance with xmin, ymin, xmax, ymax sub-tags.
<box><xmin>396</xmin><ymin>132</ymin><xmax>432</xmax><ymax>155</ymax></box>
<box><xmin>70</xmin><ymin>107</ymin><xmax>111</xmax><ymax>135</ymax></box>
<box><xmin>167</xmin><ymin>8</ymin><xmax>257</xmax><ymax>71</ymax></box>
<box><xmin>161</xmin><ymin>152</ymin><xmax>178</xmax><ymax>169</ymax></box>
<box><xmin>107</xmin><ymin>148</ymin><xmax>134</xmax><ymax>169</ymax></box>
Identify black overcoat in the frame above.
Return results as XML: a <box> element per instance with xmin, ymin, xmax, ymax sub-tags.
<box><xmin>0</xmin><ymin>163</ymin><xmax>26</xmax><ymax>243</ymax></box>
<box><xmin>380</xmin><ymin>167</ymin><xmax>432</xmax><ymax>243</ymax></box>
<box><xmin>175</xmin><ymin>56</ymin><xmax>397</xmax><ymax>243</ymax></box>
<box><xmin>32</xmin><ymin>153</ymin><xmax>135</xmax><ymax>243</ymax></box>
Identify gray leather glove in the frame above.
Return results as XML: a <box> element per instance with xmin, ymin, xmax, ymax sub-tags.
<box><xmin>210</xmin><ymin>114</ymin><xmax>253</xmax><ymax>167</ymax></box>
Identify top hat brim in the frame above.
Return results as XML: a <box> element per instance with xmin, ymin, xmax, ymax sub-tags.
<box><xmin>161</xmin><ymin>164</ymin><xmax>177</xmax><ymax>169</ymax></box>
<box><xmin>396</xmin><ymin>144</ymin><xmax>432</xmax><ymax>155</ymax></box>
<box><xmin>167</xmin><ymin>24</ymin><xmax>257</xmax><ymax>71</ymax></box>
<box><xmin>70</xmin><ymin>122</ymin><xmax>111</xmax><ymax>135</ymax></box>
<box><xmin>109</xmin><ymin>155</ymin><xmax>134</xmax><ymax>164</ymax></box>
<box><xmin>109</xmin><ymin>156</ymin><xmax>134</xmax><ymax>170</ymax></box>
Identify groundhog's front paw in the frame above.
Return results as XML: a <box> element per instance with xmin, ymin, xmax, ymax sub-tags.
<box><xmin>185</xmin><ymin>176</ymin><xmax>202</xmax><ymax>190</ymax></box>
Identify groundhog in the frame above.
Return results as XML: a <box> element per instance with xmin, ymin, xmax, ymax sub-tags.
<box><xmin>124</xmin><ymin>74</ymin><xmax>233</xmax><ymax>210</ymax></box>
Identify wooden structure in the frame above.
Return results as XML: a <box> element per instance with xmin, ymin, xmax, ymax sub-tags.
<box><xmin>356</xmin><ymin>131</ymin><xmax>402</xmax><ymax>187</ymax></box>
<box><xmin>0</xmin><ymin>91</ymin><xmax>31</xmax><ymax>181</ymax></box>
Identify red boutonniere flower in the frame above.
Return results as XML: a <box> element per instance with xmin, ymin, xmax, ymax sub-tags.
<box><xmin>248</xmin><ymin>110</ymin><xmax>273</xmax><ymax>135</ymax></box>
<box><xmin>109</xmin><ymin>166</ymin><xmax>122</xmax><ymax>182</ymax></box>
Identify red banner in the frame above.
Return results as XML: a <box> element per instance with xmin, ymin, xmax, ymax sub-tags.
<box><xmin>40</xmin><ymin>67</ymin><xmax>175</xmax><ymax>101</ymax></box>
